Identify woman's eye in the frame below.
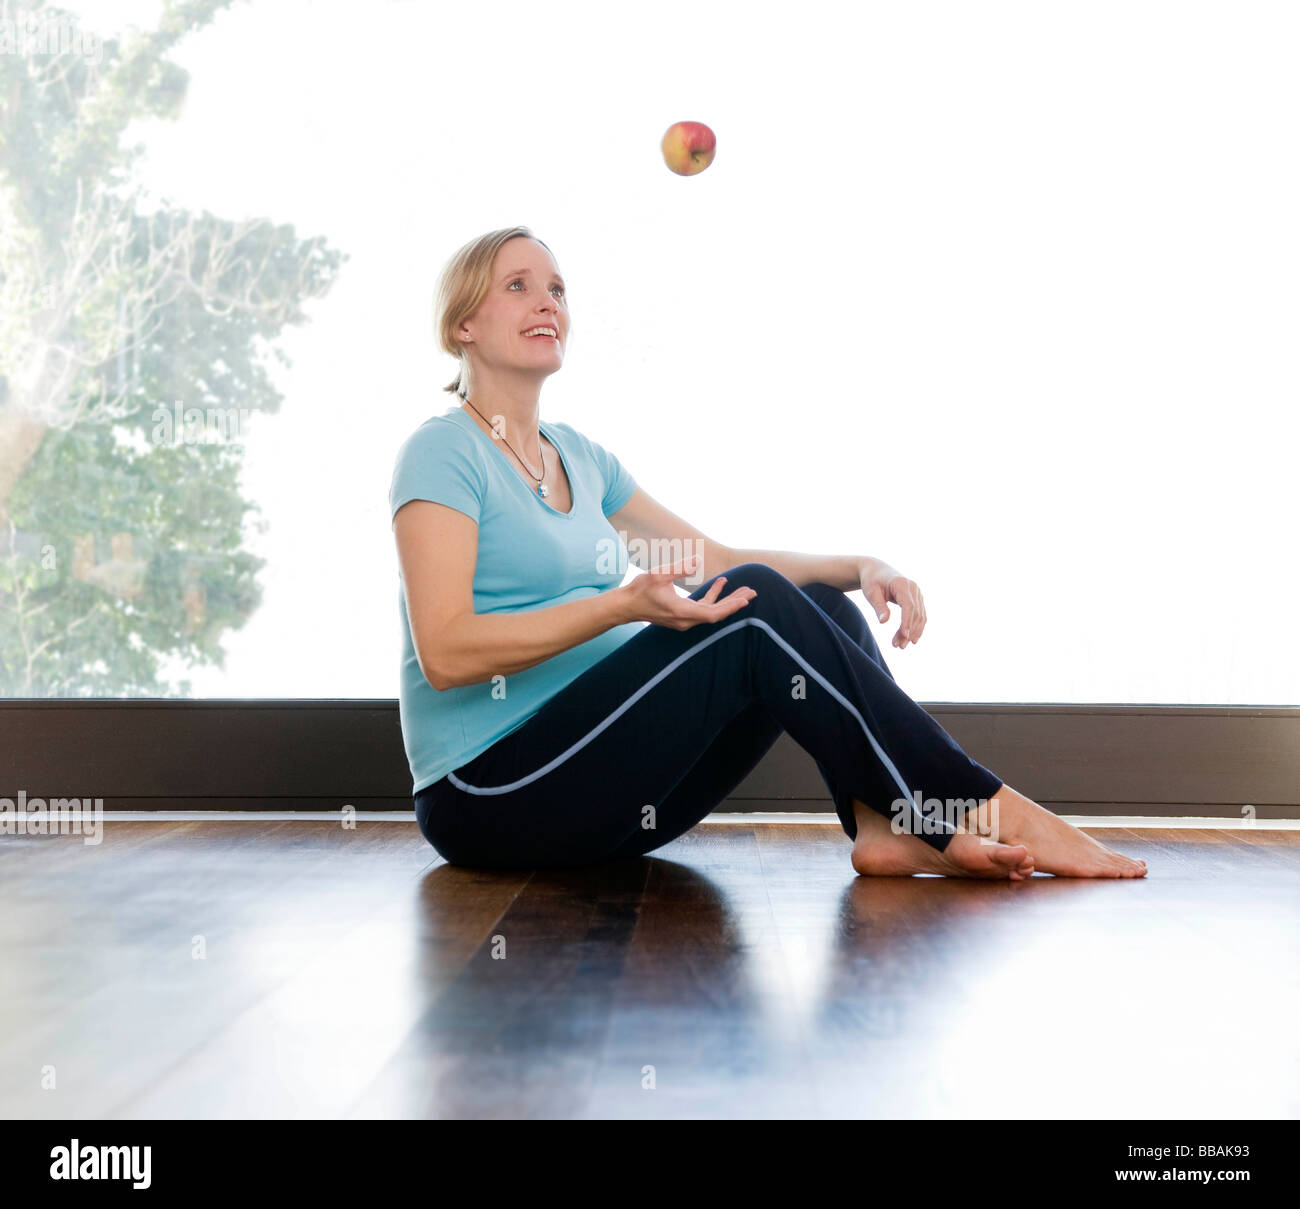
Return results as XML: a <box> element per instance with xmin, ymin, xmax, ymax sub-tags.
<box><xmin>510</xmin><ymin>280</ymin><xmax>565</xmax><ymax>297</ymax></box>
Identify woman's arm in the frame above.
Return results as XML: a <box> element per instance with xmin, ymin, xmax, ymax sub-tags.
<box><xmin>728</xmin><ymin>544</ymin><xmax>928</xmax><ymax>648</ymax></box>
<box><xmin>605</xmin><ymin>486</ymin><xmax>927</xmax><ymax>646</ymax></box>
<box><xmin>607</xmin><ymin>486</ymin><xmax>869</xmax><ymax>588</ymax></box>
<box><xmin>393</xmin><ymin>500</ymin><xmax>753</xmax><ymax>690</ymax></box>
<box><xmin>725</xmin><ymin>546</ymin><xmax>866</xmax><ymax>591</ymax></box>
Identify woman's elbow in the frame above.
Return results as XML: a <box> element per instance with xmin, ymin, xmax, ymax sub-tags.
<box><xmin>423</xmin><ymin>662</ymin><xmax>454</xmax><ymax>692</ymax></box>
<box><xmin>416</xmin><ymin>641</ymin><xmax>458</xmax><ymax>692</ymax></box>
<box><xmin>416</xmin><ymin>618</ymin><xmax>473</xmax><ymax>691</ymax></box>
<box><xmin>423</xmin><ymin>651</ymin><xmax>493</xmax><ymax>692</ymax></box>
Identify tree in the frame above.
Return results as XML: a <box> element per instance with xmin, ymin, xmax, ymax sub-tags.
<box><xmin>0</xmin><ymin>0</ymin><xmax>345</xmax><ymax>695</ymax></box>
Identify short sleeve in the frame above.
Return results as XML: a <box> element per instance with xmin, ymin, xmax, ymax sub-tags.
<box><xmin>389</xmin><ymin>420</ymin><xmax>487</xmax><ymax>526</ymax></box>
<box><xmin>576</xmin><ymin>429</ymin><xmax>637</xmax><ymax>516</ymax></box>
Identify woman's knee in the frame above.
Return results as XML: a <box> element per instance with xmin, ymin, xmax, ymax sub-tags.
<box><xmin>715</xmin><ymin>561</ymin><xmax>799</xmax><ymax>594</ymax></box>
<box><xmin>801</xmin><ymin>580</ymin><xmax>861</xmax><ymax>627</ymax></box>
<box><xmin>801</xmin><ymin>581</ymin><xmax>848</xmax><ymax>608</ymax></box>
<box><xmin>720</xmin><ymin>566</ymin><xmax>857</xmax><ymax>625</ymax></box>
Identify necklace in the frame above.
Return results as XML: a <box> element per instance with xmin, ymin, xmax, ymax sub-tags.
<box><xmin>460</xmin><ymin>392</ymin><xmax>550</xmax><ymax>498</ymax></box>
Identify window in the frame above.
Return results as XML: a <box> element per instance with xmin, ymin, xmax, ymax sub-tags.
<box><xmin>4</xmin><ymin>0</ymin><xmax>1294</xmax><ymax>705</ymax></box>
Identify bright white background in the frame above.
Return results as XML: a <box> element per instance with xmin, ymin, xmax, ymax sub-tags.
<box><xmin>60</xmin><ymin>0</ymin><xmax>1299</xmax><ymax>704</ymax></box>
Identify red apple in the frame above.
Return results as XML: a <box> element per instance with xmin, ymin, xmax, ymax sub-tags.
<box><xmin>661</xmin><ymin>121</ymin><xmax>716</xmax><ymax>176</ymax></box>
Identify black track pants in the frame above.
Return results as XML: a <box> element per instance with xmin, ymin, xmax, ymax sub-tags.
<box><xmin>414</xmin><ymin>563</ymin><xmax>1005</xmax><ymax>868</ymax></box>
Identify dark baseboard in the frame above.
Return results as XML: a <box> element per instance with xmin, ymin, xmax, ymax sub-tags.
<box><xmin>3</xmin><ymin>700</ymin><xmax>1298</xmax><ymax>819</ymax></box>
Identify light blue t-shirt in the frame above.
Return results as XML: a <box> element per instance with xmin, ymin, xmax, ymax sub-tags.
<box><xmin>389</xmin><ymin>403</ymin><xmax>648</xmax><ymax>794</ymax></box>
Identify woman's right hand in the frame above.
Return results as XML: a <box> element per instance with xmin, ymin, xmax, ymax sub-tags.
<box><xmin>618</xmin><ymin>554</ymin><xmax>757</xmax><ymax>629</ymax></box>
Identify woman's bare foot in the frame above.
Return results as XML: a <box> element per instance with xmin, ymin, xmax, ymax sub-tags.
<box><xmin>849</xmin><ymin>798</ymin><xmax>1035</xmax><ymax>880</ymax></box>
<box><xmin>974</xmin><ymin>783</ymin><xmax>1148</xmax><ymax>878</ymax></box>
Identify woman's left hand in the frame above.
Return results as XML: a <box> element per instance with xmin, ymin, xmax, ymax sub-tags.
<box><xmin>858</xmin><ymin>557</ymin><xmax>927</xmax><ymax>648</ymax></box>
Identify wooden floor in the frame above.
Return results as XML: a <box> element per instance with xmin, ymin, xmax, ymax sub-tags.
<box><xmin>1</xmin><ymin>818</ymin><xmax>1297</xmax><ymax>1119</ymax></box>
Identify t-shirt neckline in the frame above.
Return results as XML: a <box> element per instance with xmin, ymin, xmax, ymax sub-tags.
<box><xmin>451</xmin><ymin>405</ymin><xmax>577</xmax><ymax>519</ymax></box>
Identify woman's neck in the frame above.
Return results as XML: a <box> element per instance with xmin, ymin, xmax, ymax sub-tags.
<box><xmin>459</xmin><ymin>393</ymin><xmax>543</xmax><ymax>456</ymax></box>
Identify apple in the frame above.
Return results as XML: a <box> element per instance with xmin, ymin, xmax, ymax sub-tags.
<box><xmin>661</xmin><ymin>121</ymin><xmax>716</xmax><ymax>176</ymax></box>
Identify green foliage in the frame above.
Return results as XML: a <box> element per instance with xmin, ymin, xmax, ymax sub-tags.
<box><xmin>3</xmin><ymin>420</ymin><xmax>265</xmax><ymax>695</ymax></box>
<box><xmin>0</xmin><ymin>0</ymin><xmax>346</xmax><ymax>697</ymax></box>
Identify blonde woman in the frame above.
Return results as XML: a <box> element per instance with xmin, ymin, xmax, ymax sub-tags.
<box><xmin>390</xmin><ymin>226</ymin><xmax>1146</xmax><ymax>879</ymax></box>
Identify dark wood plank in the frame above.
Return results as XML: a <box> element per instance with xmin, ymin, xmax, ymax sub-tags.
<box><xmin>0</xmin><ymin>821</ymin><xmax>449</xmax><ymax>1117</ymax></box>
<box><xmin>581</xmin><ymin>827</ymin><xmax>822</xmax><ymax>1118</ymax></box>
<box><xmin>2</xmin><ymin>820</ymin><xmax>1296</xmax><ymax>1119</ymax></box>
<box><xmin>347</xmin><ymin>856</ymin><xmax>653</xmax><ymax>1119</ymax></box>
<box><xmin>111</xmin><ymin>845</ymin><xmax>534</xmax><ymax>1118</ymax></box>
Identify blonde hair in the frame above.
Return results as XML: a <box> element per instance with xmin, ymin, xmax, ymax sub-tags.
<box><xmin>433</xmin><ymin>226</ymin><xmax>560</xmax><ymax>396</ymax></box>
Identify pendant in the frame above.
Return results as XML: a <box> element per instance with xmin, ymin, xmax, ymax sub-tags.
<box><xmin>538</xmin><ymin>484</ymin><xmax>549</xmax><ymax>498</ymax></box>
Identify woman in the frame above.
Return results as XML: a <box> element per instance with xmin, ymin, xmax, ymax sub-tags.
<box><xmin>391</xmin><ymin>226</ymin><xmax>1146</xmax><ymax>879</ymax></box>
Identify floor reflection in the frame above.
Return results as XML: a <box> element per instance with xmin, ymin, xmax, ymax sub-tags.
<box><xmin>377</xmin><ymin>827</ymin><xmax>1300</xmax><ymax>1118</ymax></box>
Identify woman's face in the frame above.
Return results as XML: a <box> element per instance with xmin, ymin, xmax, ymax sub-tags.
<box><xmin>460</xmin><ymin>237</ymin><xmax>569</xmax><ymax>375</ymax></box>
